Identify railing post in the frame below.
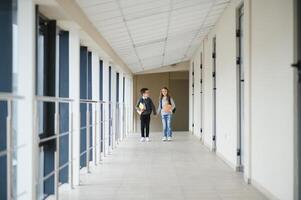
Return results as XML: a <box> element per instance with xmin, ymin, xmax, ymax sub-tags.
<box><xmin>111</xmin><ymin>102</ymin><xmax>114</xmax><ymax>151</ymax></box>
<box><xmin>99</xmin><ymin>103</ymin><xmax>103</xmax><ymax>161</ymax></box>
<box><xmin>6</xmin><ymin>100</ymin><xmax>12</xmax><ymax>200</ymax></box>
<box><xmin>86</xmin><ymin>105</ymin><xmax>90</xmax><ymax>173</ymax></box>
<box><xmin>116</xmin><ymin>103</ymin><xmax>118</xmax><ymax>145</ymax></box>
<box><xmin>117</xmin><ymin>104</ymin><xmax>119</xmax><ymax>144</ymax></box>
<box><xmin>54</xmin><ymin>103</ymin><xmax>60</xmax><ymax>200</ymax></box>
<box><xmin>108</xmin><ymin>102</ymin><xmax>112</xmax><ymax>155</ymax></box>
<box><xmin>94</xmin><ymin>106</ymin><xmax>97</xmax><ymax>166</ymax></box>
<box><xmin>33</xmin><ymin>100</ymin><xmax>41</xmax><ymax>199</ymax></box>
<box><xmin>103</xmin><ymin>103</ymin><xmax>106</xmax><ymax>157</ymax></box>
<box><xmin>69</xmin><ymin>103</ymin><xmax>74</xmax><ymax>189</ymax></box>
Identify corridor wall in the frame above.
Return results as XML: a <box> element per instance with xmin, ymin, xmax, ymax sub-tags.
<box><xmin>189</xmin><ymin>0</ymin><xmax>295</xmax><ymax>199</ymax></box>
<box><xmin>134</xmin><ymin>71</ymin><xmax>189</xmax><ymax>132</ymax></box>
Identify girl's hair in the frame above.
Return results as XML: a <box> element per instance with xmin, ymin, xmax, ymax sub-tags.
<box><xmin>159</xmin><ymin>87</ymin><xmax>170</xmax><ymax>99</ymax></box>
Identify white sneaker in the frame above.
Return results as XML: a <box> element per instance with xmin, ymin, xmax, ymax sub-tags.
<box><xmin>162</xmin><ymin>137</ymin><xmax>167</xmax><ymax>141</ymax></box>
<box><xmin>145</xmin><ymin>137</ymin><xmax>150</xmax><ymax>142</ymax></box>
<box><xmin>167</xmin><ymin>137</ymin><xmax>172</xmax><ymax>141</ymax></box>
<box><xmin>140</xmin><ymin>137</ymin><xmax>145</xmax><ymax>142</ymax></box>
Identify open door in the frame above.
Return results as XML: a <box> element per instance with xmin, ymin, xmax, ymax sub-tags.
<box><xmin>237</xmin><ymin>4</ymin><xmax>245</xmax><ymax>171</ymax></box>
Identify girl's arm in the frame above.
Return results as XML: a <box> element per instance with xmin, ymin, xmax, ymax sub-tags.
<box><xmin>157</xmin><ymin>99</ymin><xmax>161</xmax><ymax>114</ymax></box>
<box><xmin>152</xmin><ymin>100</ymin><xmax>157</xmax><ymax>115</ymax></box>
<box><xmin>170</xmin><ymin>97</ymin><xmax>176</xmax><ymax>110</ymax></box>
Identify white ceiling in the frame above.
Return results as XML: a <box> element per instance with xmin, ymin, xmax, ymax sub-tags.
<box><xmin>76</xmin><ymin>0</ymin><xmax>230</xmax><ymax>73</ymax></box>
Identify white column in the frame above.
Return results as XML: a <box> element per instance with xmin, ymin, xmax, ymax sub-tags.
<box><xmin>69</xmin><ymin>28</ymin><xmax>80</xmax><ymax>186</ymax></box>
<box><xmin>128</xmin><ymin>76</ymin><xmax>134</xmax><ymax>133</ymax></box>
<box><xmin>111</xmin><ymin>66</ymin><xmax>117</xmax><ymax>148</ymax></box>
<box><xmin>91</xmin><ymin>52</ymin><xmax>100</xmax><ymax>163</ymax></box>
<box><xmin>17</xmin><ymin>0</ymin><xmax>35</xmax><ymax>199</ymax></box>
<box><xmin>102</xmin><ymin>59</ymin><xmax>110</xmax><ymax>155</ymax></box>
<box><xmin>119</xmin><ymin>73</ymin><xmax>124</xmax><ymax>140</ymax></box>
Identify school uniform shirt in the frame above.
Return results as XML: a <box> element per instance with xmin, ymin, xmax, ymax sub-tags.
<box><xmin>135</xmin><ymin>97</ymin><xmax>156</xmax><ymax>115</ymax></box>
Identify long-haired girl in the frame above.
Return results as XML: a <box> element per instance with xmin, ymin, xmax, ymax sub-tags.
<box><xmin>157</xmin><ymin>87</ymin><xmax>176</xmax><ymax>141</ymax></box>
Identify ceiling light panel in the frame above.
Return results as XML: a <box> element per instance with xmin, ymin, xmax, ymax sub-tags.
<box><xmin>172</xmin><ymin>0</ymin><xmax>211</xmax><ymax>9</ymax></box>
<box><xmin>80</xmin><ymin>1</ymin><xmax>119</xmax><ymax>17</ymax></box>
<box><xmin>141</xmin><ymin>55</ymin><xmax>163</xmax><ymax>66</ymax></box>
<box><xmin>136</xmin><ymin>41</ymin><xmax>164</xmax><ymax>59</ymax></box>
<box><xmin>76</xmin><ymin>0</ymin><xmax>115</xmax><ymax>8</ymax></box>
<box><xmin>120</xmin><ymin>0</ymin><xmax>164</xmax><ymax>8</ymax></box>
<box><xmin>127</xmin><ymin>13</ymin><xmax>168</xmax><ymax>44</ymax></box>
<box><xmin>122</xmin><ymin>0</ymin><xmax>169</xmax><ymax>21</ymax></box>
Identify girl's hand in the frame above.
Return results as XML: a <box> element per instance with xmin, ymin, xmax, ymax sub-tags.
<box><xmin>163</xmin><ymin>104</ymin><xmax>172</xmax><ymax>113</ymax></box>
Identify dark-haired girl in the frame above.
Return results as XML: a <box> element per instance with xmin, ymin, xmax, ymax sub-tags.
<box><xmin>157</xmin><ymin>87</ymin><xmax>176</xmax><ymax>141</ymax></box>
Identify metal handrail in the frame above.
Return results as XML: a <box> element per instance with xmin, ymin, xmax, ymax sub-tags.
<box><xmin>34</xmin><ymin>95</ymin><xmax>74</xmax><ymax>200</ymax></box>
<box><xmin>33</xmin><ymin>96</ymin><xmax>130</xmax><ymax>200</ymax></box>
<box><xmin>35</xmin><ymin>95</ymin><xmax>74</xmax><ymax>103</ymax></box>
<box><xmin>0</xmin><ymin>92</ymin><xmax>24</xmax><ymax>200</ymax></box>
<box><xmin>0</xmin><ymin>91</ymin><xmax>130</xmax><ymax>200</ymax></box>
<box><xmin>0</xmin><ymin>92</ymin><xmax>24</xmax><ymax>100</ymax></box>
<box><xmin>79</xmin><ymin>99</ymin><xmax>98</xmax><ymax>104</ymax></box>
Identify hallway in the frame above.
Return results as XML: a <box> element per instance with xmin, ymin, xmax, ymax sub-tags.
<box><xmin>0</xmin><ymin>0</ymin><xmax>299</xmax><ymax>199</ymax></box>
<box><xmin>59</xmin><ymin>132</ymin><xmax>267</xmax><ymax>200</ymax></box>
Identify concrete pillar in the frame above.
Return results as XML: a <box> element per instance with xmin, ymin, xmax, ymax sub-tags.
<box><xmin>68</xmin><ymin>27</ymin><xmax>81</xmax><ymax>186</ymax></box>
<box><xmin>17</xmin><ymin>0</ymin><xmax>36</xmax><ymax>199</ymax></box>
<box><xmin>91</xmin><ymin>51</ymin><xmax>100</xmax><ymax>163</ymax></box>
<box><xmin>102</xmin><ymin>59</ymin><xmax>110</xmax><ymax>155</ymax></box>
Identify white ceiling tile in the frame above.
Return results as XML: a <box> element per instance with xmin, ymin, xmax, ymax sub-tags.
<box><xmin>76</xmin><ymin>0</ymin><xmax>230</xmax><ymax>72</ymax></box>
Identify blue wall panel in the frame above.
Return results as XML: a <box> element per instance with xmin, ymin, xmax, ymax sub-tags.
<box><xmin>80</xmin><ymin>46</ymin><xmax>88</xmax><ymax>168</ymax></box>
<box><xmin>0</xmin><ymin>1</ymin><xmax>12</xmax><ymax>199</ymax></box>
<box><xmin>59</xmin><ymin>31</ymin><xmax>69</xmax><ymax>183</ymax></box>
<box><xmin>87</xmin><ymin>52</ymin><xmax>92</xmax><ymax>161</ymax></box>
<box><xmin>109</xmin><ymin>67</ymin><xmax>112</xmax><ymax>146</ymax></box>
<box><xmin>99</xmin><ymin>60</ymin><xmax>103</xmax><ymax>152</ymax></box>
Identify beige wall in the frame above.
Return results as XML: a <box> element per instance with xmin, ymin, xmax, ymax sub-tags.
<box><xmin>133</xmin><ymin>71</ymin><xmax>189</xmax><ymax>133</ymax></box>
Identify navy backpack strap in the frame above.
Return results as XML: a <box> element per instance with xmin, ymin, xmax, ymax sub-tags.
<box><xmin>160</xmin><ymin>98</ymin><xmax>162</xmax><ymax>109</ymax></box>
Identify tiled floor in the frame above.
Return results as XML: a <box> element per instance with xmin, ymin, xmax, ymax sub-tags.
<box><xmin>59</xmin><ymin>132</ymin><xmax>268</xmax><ymax>200</ymax></box>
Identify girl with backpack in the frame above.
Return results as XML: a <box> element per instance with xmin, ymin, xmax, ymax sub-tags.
<box><xmin>157</xmin><ymin>87</ymin><xmax>176</xmax><ymax>141</ymax></box>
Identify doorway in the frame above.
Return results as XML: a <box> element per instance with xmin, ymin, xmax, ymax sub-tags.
<box><xmin>212</xmin><ymin>37</ymin><xmax>217</xmax><ymax>150</ymax></box>
<box><xmin>237</xmin><ymin>4</ymin><xmax>245</xmax><ymax>171</ymax></box>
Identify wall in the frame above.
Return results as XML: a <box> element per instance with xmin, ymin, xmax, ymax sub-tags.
<box><xmin>189</xmin><ymin>0</ymin><xmax>295</xmax><ymax>199</ymax></box>
<box><xmin>134</xmin><ymin>71</ymin><xmax>189</xmax><ymax>133</ymax></box>
<box><xmin>251</xmin><ymin>0</ymin><xmax>294</xmax><ymax>199</ymax></box>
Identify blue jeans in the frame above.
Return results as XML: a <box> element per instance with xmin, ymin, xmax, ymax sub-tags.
<box><xmin>161</xmin><ymin>114</ymin><xmax>172</xmax><ymax>137</ymax></box>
